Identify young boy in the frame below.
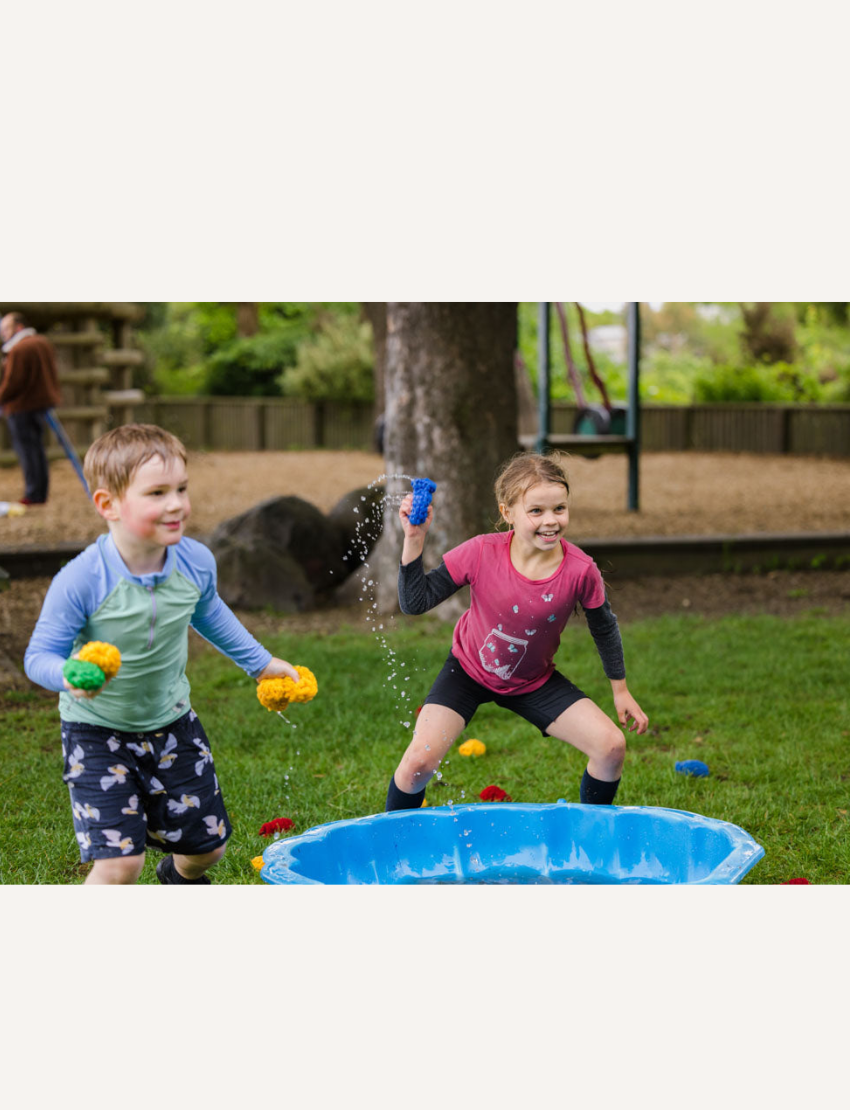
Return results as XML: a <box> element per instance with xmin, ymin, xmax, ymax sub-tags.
<box><xmin>25</xmin><ymin>424</ymin><xmax>299</xmax><ymax>885</ymax></box>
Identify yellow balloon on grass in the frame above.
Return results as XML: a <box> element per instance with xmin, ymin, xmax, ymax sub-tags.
<box><xmin>458</xmin><ymin>738</ymin><xmax>486</xmax><ymax>757</ymax></box>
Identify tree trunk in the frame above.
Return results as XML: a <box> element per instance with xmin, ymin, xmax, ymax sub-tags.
<box><xmin>372</xmin><ymin>302</ymin><xmax>519</xmax><ymax>617</ymax></box>
<box><xmin>236</xmin><ymin>302</ymin><xmax>259</xmax><ymax>337</ymax></box>
<box><xmin>362</xmin><ymin>302</ymin><xmax>387</xmax><ymax>416</ymax></box>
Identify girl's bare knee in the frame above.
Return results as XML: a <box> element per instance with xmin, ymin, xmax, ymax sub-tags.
<box><xmin>604</xmin><ymin>730</ymin><xmax>627</xmax><ymax>769</ymax></box>
<box><xmin>397</xmin><ymin>753</ymin><xmax>436</xmax><ymax>790</ymax></box>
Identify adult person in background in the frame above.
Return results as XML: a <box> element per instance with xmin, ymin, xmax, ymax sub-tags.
<box><xmin>0</xmin><ymin>312</ymin><xmax>62</xmax><ymax>505</ymax></box>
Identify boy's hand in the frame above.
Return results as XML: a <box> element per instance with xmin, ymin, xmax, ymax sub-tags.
<box><xmin>257</xmin><ymin>657</ymin><xmax>300</xmax><ymax>683</ymax></box>
<box><xmin>62</xmin><ymin>676</ymin><xmax>109</xmax><ymax>700</ymax></box>
<box><xmin>62</xmin><ymin>652</ymin><xmax>111</xmax><ymax>699</ymax></box>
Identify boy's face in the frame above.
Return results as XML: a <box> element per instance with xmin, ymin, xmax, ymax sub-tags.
<box><xmin>100</xmin><ymin>455</ymin><xmax>191</xmax><ymax>551</ymax></box>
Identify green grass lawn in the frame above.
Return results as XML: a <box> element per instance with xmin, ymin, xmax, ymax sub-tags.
<box><xmin>2</xmin><ymin>608</ymin><xmax>847</xmax><ymax>884</ymax></box>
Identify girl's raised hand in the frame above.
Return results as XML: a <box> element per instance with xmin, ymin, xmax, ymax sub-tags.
<box><xmin>399</xmin><ymin>492</ymin><xmax>433</xmax><ymax>537</ymax></box>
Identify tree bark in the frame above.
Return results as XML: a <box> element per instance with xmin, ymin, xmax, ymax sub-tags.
<box><xmin>372</xmin><ymin>302</ymin><xmax>519</xmax><ymax>617</ymax></box>
<box><xmin>362</xmin><ymin>302</ymin><xmax>387</xmax><ymax>417</ymax></box>
<box><xmin>236</xmin><ymin>302</ymin><xmax>259</xmax><ymax>337</ymax></box>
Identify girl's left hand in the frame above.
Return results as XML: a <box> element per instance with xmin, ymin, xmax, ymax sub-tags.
<box><xmin>614</xmin><ymin>689</ymin><xmax>649</xmax><ymax>734</ymax></box>
<box><xmin>257</xmin><ymin>657</ymin><xmax>300</xmax><ymax>683</ymax></box>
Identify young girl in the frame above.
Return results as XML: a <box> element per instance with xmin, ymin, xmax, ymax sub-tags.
<box><xmin>386</xmin><ymin>452</ymin><xmax>648</xmax><ymax>812</ymax></box>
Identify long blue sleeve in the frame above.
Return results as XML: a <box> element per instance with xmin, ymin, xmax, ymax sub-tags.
<box><xmin>190</xmin><ymin>590</ymin><xmax>272</xmax><ymax>677</ymax></box>
<box><xmin>24</xmin><ymin>545</ymin><xmax>115</xmax><ymax>692</ymax></box>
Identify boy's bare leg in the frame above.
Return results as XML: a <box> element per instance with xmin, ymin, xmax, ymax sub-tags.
<box><xmin>85</xmin><ymin>854</ymin><xmax>146</xmax><ymax>884</ymax></box>
<box><xmin>173</xmin><ymin>845</ymin><xmax>226</xmax><ymax>881</ymax></box>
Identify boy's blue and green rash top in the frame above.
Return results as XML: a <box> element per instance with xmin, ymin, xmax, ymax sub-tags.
<box><xmin>24</xmin><ymin>533</ymin><xmax>273</xmax><ymax>731</ymax></box>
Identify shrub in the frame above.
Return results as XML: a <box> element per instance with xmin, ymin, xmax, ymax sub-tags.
<box><xmin>279</xmin><ymin>315</ymin><xmax>374</xmax><ymax>402</ymax></box>
<box><xmin>206</xmin><ymin>332</ymin><xmax>300</xmax><ymax>397</ymax></box>
<box><xmin>640</xmin><ymin>350</ymin><xmax>714</xmax><ymax>404</ymax></box>
<box><xmin>693</xmin><ymin>361</ymin><xmax>825</xmax><ymax>403</ymax></box>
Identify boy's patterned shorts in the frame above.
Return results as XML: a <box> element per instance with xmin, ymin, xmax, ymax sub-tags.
<box><xmin>61</xmin><ymin>710</ymin><xmax>232</xmax><ymax>862</ymax></box>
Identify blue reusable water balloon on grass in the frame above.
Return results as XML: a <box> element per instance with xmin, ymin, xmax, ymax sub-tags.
<box><xmin>676</xmin><ymin>760</ymin><xmax>710</xmax><ymax>777</ymax></box>
<box><xmin>408</xmin><ymin>478</ymin><xmax>437</xmax><ymax>525</ymax></box>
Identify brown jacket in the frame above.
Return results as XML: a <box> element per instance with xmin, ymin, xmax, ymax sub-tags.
<box><xmin>0</xmin><ymin>333</ymin><xmax>62</xmax><ymax>413</ymax></box>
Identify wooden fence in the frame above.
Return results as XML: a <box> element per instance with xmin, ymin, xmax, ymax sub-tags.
<box><xmin>551</xmin><ymin>403</ymin><xmax>850</xmax><ymax>456</ymax></box>
<box><xmin>2</xmin><ymin>398</ymin><xmax>850</xmax><ymax>459</ymax></box>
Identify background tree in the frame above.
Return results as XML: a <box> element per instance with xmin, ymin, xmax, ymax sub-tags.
<box><xmin>236</xmin><ymin>302</ymin><xmax>259</xmax><ymax>337</ymax></box>
<box><xmin>362</xmin><ymin>302</ymin><xmax>388</xmax><ymax>415</ymax></box>
<box><xmin>740</xmin><ymin>302</ymin><xmax>797</xmax><ymax>363</ymax></box>
<box><xmin>371</xmin><ymin>302</ymin><xmax>519</xmax><ymax>616</ymax></box>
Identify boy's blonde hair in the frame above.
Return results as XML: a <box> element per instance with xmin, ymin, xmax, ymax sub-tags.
<box><xmin>84</xmin><ymin>424</ymin><xmax>188</xmax><ymax>497</ymax></box>
<box><xmin>494</xmin><ymin>451</ymin><xmax>570</xmax><ymax>517</ymax></box>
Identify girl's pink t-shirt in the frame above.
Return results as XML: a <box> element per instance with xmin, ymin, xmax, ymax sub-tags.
<box><xmin>442</xmin><ymin>531</ymin><xmax>606</xmax><ymax>695</ymax></box>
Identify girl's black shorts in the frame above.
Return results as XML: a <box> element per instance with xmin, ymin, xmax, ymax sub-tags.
<box><xmin>422</xmin><ymin>652</ymin><xmax>588</xmax><ymax>736</ymax></box>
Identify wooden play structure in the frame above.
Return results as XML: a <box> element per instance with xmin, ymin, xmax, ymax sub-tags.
<box><xmin>0</xmin><ymin>301</ymin><xmax>145</xmax><ymax>464</ymax></box>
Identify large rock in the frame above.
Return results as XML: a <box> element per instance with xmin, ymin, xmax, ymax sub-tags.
<box><xmin>209</xmin><ymin>487</ymin><xmax>385</xmax><ymax>612</ymax></box>
<box><xmin>327</xmin><ymin>483</ymin><xmax>385</xmax><ymax>554</ymax></box>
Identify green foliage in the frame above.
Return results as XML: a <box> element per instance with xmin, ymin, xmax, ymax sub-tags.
<box><xmin>640</xmin><ymin>350</ymin><xmax>714</xmax><ymax>403</ymax></box>
<box><xmin>795</xmin><ymin>309</ymin><xmax>850</xmax><ymax>402</ymax></box>
<box><xmin>740</xmin><ymin>302</ymin><xmax>798</xmax><ymax>364</ymax></box>
<box><xmin>279</xmin><ymin>314</ymin><xmax>375</xmax><ymax>402</ymax></box>
<box><xmin>136</xmin><ymin>302</ymin><xmax>372</xmax><ymax>401</ymax></box>
<box><xmin>517</xmin><ymin>302</ymin><xmax>630</xmax><ymax>404</ymax></box>
<box><xmin>643</xmin><ymin>302</ymin><xmax>742</xmax><ymax>363</ymax></box>
<box><xmin>136</xmin><ymin>302</ymin><xmax>209</xmax><ymax>395</ymax></box>
<box><xmin>206</xmin><ymin>331</ymin><xmax>300</xmax><ymax>397</ymax></box>
<box><xmin>137</xmin><ymin>301</ymin><xmax>850</xmax><ymax>408</ymax></box>
<box><xmin>796</xmin><ymin>302</ymin><xmax>849</xmax><ymax>326</ymax></box>
<box><xmin>694</xmin><ymin>360</ymin><xmax>825</xmax><ymax>403</ymax></box>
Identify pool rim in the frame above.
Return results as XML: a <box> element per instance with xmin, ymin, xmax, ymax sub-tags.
<box><xmin>258</xmin><ymin>801</ymin><xmax>766</xmax><ymax>886</ymax></box>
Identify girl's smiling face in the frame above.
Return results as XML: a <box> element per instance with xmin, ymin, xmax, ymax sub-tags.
<box><xmin>501</xmin><ymin>480</ymin><xmax>570</xmax><ymax>553</ymax></box>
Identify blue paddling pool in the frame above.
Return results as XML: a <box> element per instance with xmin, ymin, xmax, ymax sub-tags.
<box><xmin>258</xmin><ymin>801</ymin><xmax>764</xmax><ymax>885</ymax></box>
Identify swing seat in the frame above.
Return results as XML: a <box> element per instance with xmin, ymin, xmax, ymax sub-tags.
<box><xmin>573</xmin><ymin>403</ymin><xmax>629</xmax><ymax>438</ymax></box>
<box><xmin>519</xmin><ymin>432</ymin><xmax>633</xmax><ymax>455</ymax></box>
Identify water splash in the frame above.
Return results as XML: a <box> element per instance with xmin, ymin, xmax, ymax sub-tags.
<box><xmin>339</xmin><ymin>473</ymin><xmax>435</xmax><ymax>735</ymax></box>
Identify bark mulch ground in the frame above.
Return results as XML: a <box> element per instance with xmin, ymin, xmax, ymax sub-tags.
<box><xmin>3</xmin><ymin>449</ymin><xmax>849</xmax><ymax>691</ymax></box>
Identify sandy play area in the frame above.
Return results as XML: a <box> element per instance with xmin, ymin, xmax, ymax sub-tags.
<box><xmin>2</xmin><ymin>448</ymin><xmax>850</xmax><ymax>547</ymax></box>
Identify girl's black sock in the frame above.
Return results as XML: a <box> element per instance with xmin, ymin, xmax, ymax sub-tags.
<box><xmin>580</xmin><ymin>769</ymin><xmax>621</xmax><ymax>805</ymax></box>
<box><xmin>386</xmin><ymin>775</ymin><xmax>426</xmax><ymax>811</ymax></box>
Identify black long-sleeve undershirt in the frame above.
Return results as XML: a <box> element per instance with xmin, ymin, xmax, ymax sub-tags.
<box><xmin>398</xmin><ymin>555</ymin><xmax>626</xmax><ymax>680</ymax></box>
